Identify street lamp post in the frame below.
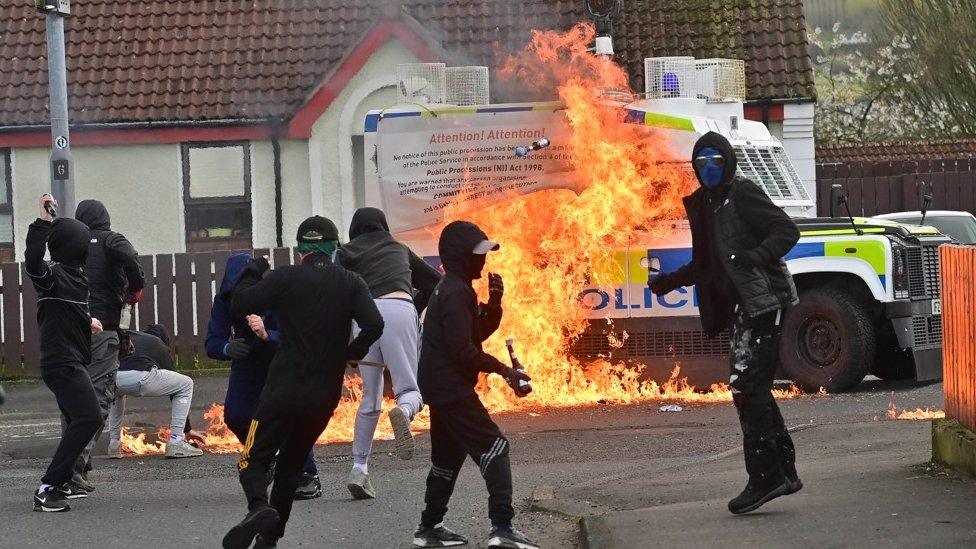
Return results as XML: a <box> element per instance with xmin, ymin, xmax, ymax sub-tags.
<box><xmin>35</xmin><ymin>0</ymin><xmax>74</xmax><ymax>216</ymax></box>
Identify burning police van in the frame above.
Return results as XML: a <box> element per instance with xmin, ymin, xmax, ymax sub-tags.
<box><xmin>362</xmin><ymin>60</ymin><xmax>946</xmax><ymax>394</ymax></box>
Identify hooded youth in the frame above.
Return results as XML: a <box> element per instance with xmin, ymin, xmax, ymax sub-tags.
<box><xmin>417</xmin><ymin>221</ymin><xmax>506</xmax><ymax>405</ymax></box>
<box><xmin>75</xmin><ymin>199</ymin><xmax>145</xmax><ymax>330</ymax></box>
<box><xmin>337</xmin><ymin>207</ymin><xmax>442</xmax><ymax>299</ymax></box>
<box><xmin>25</xmin><ymin>217</ymin><xmax>93</xmax><ymax>368</ymax></box>
<box><xmin>661</xmin><ymin>132</ymin><xmax>799</xmax><ymax>335</ymax></box>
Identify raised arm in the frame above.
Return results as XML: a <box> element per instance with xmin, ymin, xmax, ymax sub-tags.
<box><xmin>230</xmin><ymin>257</ymin><xmax>284</xmax><ymax>318</ymax></box>
<box><xmin>24</xmin><ymin>195</ymin><xmax>56</xmax><ymax>291</ymax></box>
<box><xmin>440</xmin><ymin>287</ymin><xmax>507</xmax><ymax>375</ymax></box>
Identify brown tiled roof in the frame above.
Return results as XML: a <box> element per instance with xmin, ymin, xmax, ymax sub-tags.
<box><xmin>0</xmin><ymin>0</ymin><xmax>815</xmax><ymax>128</ymax></box>
<box><xmin>817</xmin><ymin>139</ymin><xmax>976</xmax><ymax>164</ymax></box>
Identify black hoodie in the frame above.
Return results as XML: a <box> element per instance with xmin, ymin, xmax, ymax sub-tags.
<box><xmin>75</xmin><ymin>200</ymin><xmax>145</xmax><ymax>330</ymax></box>
<box><xmin>418</xmin><ymin>221</ymin><xmax>505</xmax><ymax>406</ymax></box>
<box><xmin>668</xmin><ymin>132</ymin><xmax>799</xmax><ymax>334</ymax></box>
<box><xmin>25</xmin><ymin>217</ymin><xmax>93</xmax><ymax>368</ymax></box>
<box><xmin>337</xmin><ymin>207</ymin><xmax>442</xmax><ymax>299</ymax></box>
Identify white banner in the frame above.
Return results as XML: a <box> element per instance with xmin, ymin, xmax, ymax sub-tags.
<box><xmin>376</xmin><ymin>108</ymin><xmax>580</xmax><ymax>232</ymax></box>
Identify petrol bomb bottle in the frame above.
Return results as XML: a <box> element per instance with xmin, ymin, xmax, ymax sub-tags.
<box><xmin>515</xmin><ymin>138</ymin><xmax>551</xmax><ymax>158</ymax></box>
<box><xmin>505</xmin><ymin>338</ymin><xmax>532</xmax><ymax>397</ymax></box>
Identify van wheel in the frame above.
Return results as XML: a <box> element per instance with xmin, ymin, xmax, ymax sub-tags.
<box><xmin>779</xmin><ymin>287</ymin><xmax>875</xmax><ymax>393</ymax></box>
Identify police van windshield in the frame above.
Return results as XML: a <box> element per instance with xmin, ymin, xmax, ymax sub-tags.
<box><xmin>886</xmin><ymin>215</ymin><xmax>976</xmax><ymax>245</ymax></box>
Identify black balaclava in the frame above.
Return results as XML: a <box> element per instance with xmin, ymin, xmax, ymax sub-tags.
<box><xmin>75</xmin><ymin>199</ymin><xmax>112</xmax><ymax>231</ymax></box>
<box><xmin>348</xmin><ymin>207</ymin><xmax>390</xmax><ymax>240</ymax></box>
<box><xmin>48</xmin><ymin>217</ymin><xmax>91</xmax><ymax>267</ymax></box>
<box><xmin>438</xmin><ymin>220</ymin><xmax>497</xmax><ymax>281</ymax></box>
<box><xmin>691</xmin><ymin>132</ymin><xmax>738</xmax><ymax>192</ymax></box>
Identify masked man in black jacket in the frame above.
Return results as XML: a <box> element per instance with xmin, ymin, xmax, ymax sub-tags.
<box><xmin>412</xmin><ymin>220</ymin><xmax>537</xmax><ymax>549</ymax></box>
<box><xmin>222</xmin><ymin>216</ymin><xmax>383</xmax><ymax>549</ymax></box>
<box><xmin>26</xmin><ymin>194</ymin><xmax>104</xmax><ymax>512</ymax></box>
<box><xmin>650</xmin><ymin>132</ymin><xmax>801</xmax><ymax>514</ymax></box>
<box><xmin>71</xmin><ymin>199</ymin><xmax>145</xmax><ymax>491</ymax></box>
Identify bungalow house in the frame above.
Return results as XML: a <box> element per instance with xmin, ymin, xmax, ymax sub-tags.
<box><xmin>0</xmin><ymin>0</ymin><xmax>816</xmax><ymax>261</ymax></box>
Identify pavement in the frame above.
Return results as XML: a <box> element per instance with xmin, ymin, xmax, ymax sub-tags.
<box><xmin>0</xmin><ymin>373</ymin><xmax>972</xmax><ymax>549</ymax></box>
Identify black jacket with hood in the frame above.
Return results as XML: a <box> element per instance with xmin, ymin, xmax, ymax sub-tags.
<box><xmin>418</xmin><ymin>221</ymin><xmax>505</xmax><ymax>406</ymax></box>
<box><xmin>231</xmin><ymin>252</ymin><xmax>384</xmax><ymax>412</ymax></box>
<box><xmin>668</xmin><ymin>132</ymin><xmax>799</xmax><ymax>335</ymax></box>
<box><xmin>336</xmin><ymin>207</ymin><xmax>442</xmax><ymax>299</ymax></box>
<box><xmin>75</xmin><ymin>200</ymin><xmax>145</xmax><ymax>330</ymax></box>
<box><xmin>25</xmin><ymin>217</ymin><xmax>93</xmax><ymax>368</ymax></box>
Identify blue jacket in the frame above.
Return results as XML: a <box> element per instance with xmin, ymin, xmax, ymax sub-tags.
<box><xmin>205</xmin><ymin>253</ymin><xmax>279</xmax><ymax>368</ymax></box>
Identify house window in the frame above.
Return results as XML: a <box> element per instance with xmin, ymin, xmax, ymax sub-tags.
<box><xmin>0</xmin><ymin>150</ymin><xmax>13</xmax><ymax>263</ymax></box>
<box><xmin>182</xmin><ymin>143</ymin><xmax>252</xmax><ymax>252</ymax></box>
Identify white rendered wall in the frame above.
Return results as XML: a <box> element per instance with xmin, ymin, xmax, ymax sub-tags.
<box><xmin>782</xmin><ymin>102</ymin><xmax>817</xmax><ymax>216</ymax></box>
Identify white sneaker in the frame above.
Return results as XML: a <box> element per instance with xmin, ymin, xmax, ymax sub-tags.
<box><xmin>165</xmin><ymin>438</ymin><xmax>203</xmax><ymax>459</ymax></box>
<box><xmin>107</xmin><ymin>439</ymin><xmax>123</xmax><ymax>459</ymax></box>
<box><xmin>388</xmin><ymin>405</ymin><xmax>415</xmax><ymax>460</ymax></box>
<box><xmin>347</xmin><ymin>467</ymin><xmax>377</xmax><ymax>499</ymax></box>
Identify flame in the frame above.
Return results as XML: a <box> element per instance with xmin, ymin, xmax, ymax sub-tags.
<box><xmin>119</xmin><ymin>23</ymin><xmax>818</xmax><ymax>457</ymax></box>
<box><xmin>886</xmin><ymin>401</ymin><xmax>945</xmax><ymax>420</ymax></box>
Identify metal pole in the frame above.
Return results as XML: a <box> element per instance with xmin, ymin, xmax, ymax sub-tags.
<box><xmin>45</xmin><ymin>11</ymin><xmax>74</xmax><ymax>216</ymax></box>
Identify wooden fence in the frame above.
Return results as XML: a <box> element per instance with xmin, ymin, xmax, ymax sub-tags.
<box><xmin>941</xmin><ymin>245</ymin><xmax>976</xmax><ymax>432</ymax></box>
<box><xmin>816</xmin><ymin>158</ymin><xmax>976</xmax><ymax>217</ymax></box>
<box><xmin>0</xmin><ymin>247</ymin><xmax>297</xmax><ymax>376</ymax></box>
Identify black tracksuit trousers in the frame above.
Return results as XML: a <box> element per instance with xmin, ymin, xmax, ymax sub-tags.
<box><xmin>237</xmin><ymin>399</ymin><xmax>338</xmax><ymax>540</ymax></box>
<box><xmin>729</xmin><ymin>309</ymin><xmax>796</xmax><ymax>488</ymax></box>
<box><xmin>421</xmin><ymin>393</ymin><xmax>515</xmax><ymax>529</ymax></box>
<box><xmin>41</xmin><ymin>363</ymin><xmax>103</xmax><ymax>486</ymax></box>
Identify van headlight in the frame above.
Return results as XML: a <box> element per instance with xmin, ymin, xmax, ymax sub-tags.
<box><xmin>892</xmin><ymin>244</ymin><xmax>910</xmax><ymax>299</ymax></box>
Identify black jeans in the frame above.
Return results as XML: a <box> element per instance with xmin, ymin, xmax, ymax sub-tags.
<box><xmin>41</xmin><ymin>363</ymin><xmax>103</xmax><ymax>487</ymax></box>
<box><xmin>237</xmin><ymin>399</ymin><xmax>337</xmax><ymax>540</ymax></box>
<box><xmin>421</xmin><ymin>393</ymin><xmax>514</xmax><ymax>529</ymax></box>
<box><xmin>729</xmin><ymin>308</ymin><xmax>796</xmax><ymax>488</ymax></box>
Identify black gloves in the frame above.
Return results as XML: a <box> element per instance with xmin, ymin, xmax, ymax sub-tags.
<box><xmin>501</xmin><ymin>366</ymin><xmax>531</xmax><ymax>384</ymax></box>
<box><xmin>729</xmin><ymin>249</ymin><xmax>763</xmax><ymax>269</ymax></box>
<box><xmin>243</xmin><ymin>256</ymin><xmax>270</xmax><ymax>279</ymax></box>
<box><xmin>225</xmin><ymin>338</ymin><xmax>251</xmax><ymax>360</ymax></box>
<box><xmin>649</xmin><ymin>272</ymin><xmax>678</xmax><ymax>296</ymax></box>
<box><xmin>488</xmin><ymin>272</ymin><xmax>504</xmax><ymax>308</ymax></box>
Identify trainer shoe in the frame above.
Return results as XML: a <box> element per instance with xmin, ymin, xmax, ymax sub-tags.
<box><xmin>33</xmin><ymin>486</ymin><xmax>70</xmax><ymax>512</ymax></box>
<box><xmin>253</xmin><ymin>534</ymin><xmax>278</xmax><ymax>548</ymax></box>
<box><xmin>294</xmin><ymin>472</ymin><xmax>322</xmax><ymax>500</ymax></box>
<box><xmin>107</xmin><ymin>439</ymin><xmax>123</xmax><ymax>459</ymax></box>
<box><xmin>388</xmin><ymin>404</ymin><xmax>416</xmax><ymax>460</ymax></box>
<box><xmin>487</xmin><ymin>525</ymin><xmax>539</xmax><ymax>549</ymax></box>
<box><xmin>222</xmin><ymin>506</ymin><xmax>279</xmax><ymax>549</ymax></box>
<box><xmin>70</xmin><ymin>472</ymin><xmax>95</xmax><ymax>492</ymax></box>
<box><xmin>413</xmin><ymin>523</ymin><xmax>468</xmax><ymax>547</ymax></box>
<box><xmin>57</xmin><ymin>481</ymin><xmax>90</xmax><ymax>499</ymax></box>
<box><xmin>728</xmin><ymin>479</ymin><xmax>791</xmax><ymax>514</ymax></box>
<box><xmin>347</xmin><ymin>467</ymin><xmax>377</xmax><ymax>500</ymax></box>
<box><xmin>165</xmin><ymin>438</ymin><xmax>204</xmax><ymax>459</ymax></box>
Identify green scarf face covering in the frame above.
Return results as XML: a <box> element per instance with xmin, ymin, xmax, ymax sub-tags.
<box><xmin>297</xmin><ymin>240</ymin><xmax>338</xmax><ymax>258</ymax></box>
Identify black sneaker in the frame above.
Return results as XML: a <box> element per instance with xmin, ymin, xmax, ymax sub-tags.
<box><xmin>728</xmin><ymin>479</ymin><xmax>791</xmax><ymax>514</ymax></box>
<box><xmin>253</xmin><ymin>534</ymin><xmax>278</xmax><ymax>548</ymax></box>
<box><xmin>413</xmin><ymin>523</ymin><xmax>468</xmax><ymax>547</ymax></box>
<box><xmin>33</xmin><ymin>487</ymin><xmax>70</xmax><ymax>512</ymax></box>
<box><xmin>293</xmin><ymin>473</ymin><xmax>322</xmax><ymax>500</ymax></box>
<box><xmin>57</xmin><ymin>481</ymin><xmax>90</xmax><ymax>499</ymax></box>
<box><xmin>782</xmin><ymin>465</ymin><xmax>803</xmax><ymax>495</ymax></box>
<box><xmin>222</xmin><ymin>506</ymin><xmax>280</xmax><ymax>549</ymax></box>
<box><xmin>487</xmin><ymin>525</ymin><xmax>539</xmax><ymax>549</ymax></box>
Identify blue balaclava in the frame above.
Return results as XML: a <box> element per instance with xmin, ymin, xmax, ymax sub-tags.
<box><xmin>695</xmin><ymin>146</ymin><xmax>725</xmax><ymax>189</ymax></box>
<box><xmin>691</xmin><ymin>132</ymin><xmax>737</xmax><ymax>191</ymax></box>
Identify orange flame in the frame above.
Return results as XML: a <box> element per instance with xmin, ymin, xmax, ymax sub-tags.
<box><xmin>118</xmin><ymin>23</ymin><xmax>816</xmax><ymax>457</ymax></box>
<box><xmin>887</xmin><ymin>401</ymin><xmax>945</xmax><ymax>420</ymax></box>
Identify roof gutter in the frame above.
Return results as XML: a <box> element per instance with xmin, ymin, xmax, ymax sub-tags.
<box><xmin>744</xmin><ymin>97</ymin><xmax>816</xmax><ymax>105</ymax></box>
<box><xmin>0</xmin><ymin>118</ymin><xmax>275</xmax><ymax>133</ymax></box>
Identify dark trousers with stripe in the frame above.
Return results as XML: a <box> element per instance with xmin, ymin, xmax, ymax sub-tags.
<box><xmin>237</xmin><ymin>399</ymin><xmax>338</xmax><ymax>540</ymax></box>
<box><xmin>421</xmin><ymin>392</ymin><xmax>514</xmax><ymax>528</ymax></box>
<box><xmin>41</xmin><ymin>363</ymin><xmax>103</xmax><ymax>486</ymax></box>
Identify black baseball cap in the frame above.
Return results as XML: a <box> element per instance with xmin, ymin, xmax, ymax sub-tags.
<box><xmin>296</xmin><ymin>215</ymin><xmax>339</xmax><ymax>243</ymax></box>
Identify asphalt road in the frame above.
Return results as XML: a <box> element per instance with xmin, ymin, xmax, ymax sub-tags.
<box><xmin>0</xmin><ymin>373</ymin><xmax>958</xmax><ymax>548</ymax></box>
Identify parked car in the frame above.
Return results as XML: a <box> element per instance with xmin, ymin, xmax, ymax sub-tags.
<box><xmin>875</xmin><ymin>210</ymin><xmax>976</xmax><ymax>245</ymax></box>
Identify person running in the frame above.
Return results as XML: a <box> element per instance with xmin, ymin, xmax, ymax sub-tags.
<box><xmin>650</xmin><ymin>131</ymin><xmax>802</xmax><ymax>515</ymax></box>
<box><xmin>70</xmin><ymin>199</ymin><xmax>145</xmax><ymax>491</ymax></box>
<box><xmin>222</xmin><ymin>216</ymin><xmax>383</xmax><ymax>549</ymax></box>
<box><xmin>205</xmin><ymin>253</ymin><xmax>322</xmax><ymax>500</ymax></box>
<box><xmin>106</xmin><ymin>325</ymin><xmax>204</xmax><ymax>459</ymax></box>
<box><xmin>337</xmin><ymin>207</ymin><xmax>442</xmax><ymax>499</ymax></box>
<box><xmin>26</xmin><ymin>194</ymin><xmax>104</xmax><ymax>512</ymax></box>
<box><xmin>412</xmin><ymin>220</ymin><xmax>538</xmax><ymax>549</ymax></box>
